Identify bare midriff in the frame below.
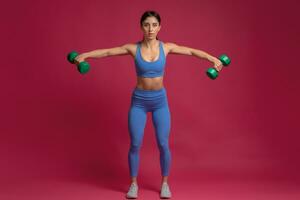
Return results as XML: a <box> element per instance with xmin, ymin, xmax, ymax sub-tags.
<box><xmin>136</xmin><ymin>76</ymin><xmax>164</xmax><ymax>90</ymax></box>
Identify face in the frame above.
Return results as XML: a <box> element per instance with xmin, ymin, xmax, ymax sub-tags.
<box><xmin>141</xmin><ymin>16</ymin><xmax>161</xmax><ymax>40</ymax></box>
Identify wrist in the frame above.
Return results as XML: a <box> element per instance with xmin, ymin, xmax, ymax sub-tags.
<box><xmin>81</xmin><ymin>52</ymin><xmax>90</xmax><ymax>60</ymax></box>
<box><xmin>207</xmin><ymin>55</ymin><xmax>215</xmax><ymax>62</ymax></box>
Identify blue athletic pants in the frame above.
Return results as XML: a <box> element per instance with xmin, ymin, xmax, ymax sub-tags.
<box><xmin>128</xmin><ymin>87</ymin><xmax>171</xmax><ymax>177</ymax></box>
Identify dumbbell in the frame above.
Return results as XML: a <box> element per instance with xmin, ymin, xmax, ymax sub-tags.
<box><xmin>206</xmin><ymin>54</ymin><xmax>231</xmax><ymax>80</ymax></box>
<box><xmin>67</xmin><ymin>51</ymin><xmax>90</xmax><ymax>74</ymax></box>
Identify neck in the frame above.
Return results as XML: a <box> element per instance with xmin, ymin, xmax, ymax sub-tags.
<box><xmin>142</xmin><ymin>37</ymin><xmax>159</xmax><ymax>49</ymax></box>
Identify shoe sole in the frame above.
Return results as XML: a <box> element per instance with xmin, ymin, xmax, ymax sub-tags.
<box><xmin>160</xmin><ymin>196</ymin><xmax>171</xmax><ymax>199</ymax></box>
<box><xmin>126</xmin><ymin>195</ymin><xmax>138</xmax><ymax>199</ymax></box>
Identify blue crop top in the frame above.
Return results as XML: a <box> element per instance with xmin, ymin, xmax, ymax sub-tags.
<box><xmin>134</xmin><ymin>40</ymin><xmax>166</xmax><ymax>78</ymax></box>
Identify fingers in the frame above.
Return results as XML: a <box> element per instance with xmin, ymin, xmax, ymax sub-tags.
<box><xmin>74</xmin><ymin>58</ymin><xmax>79</xmax><ymax>65</ymax></box>
<box><xmin>74</xmin><ymin>56</ymin><xmax>83</xmax><ymax>64</ymax></box>
<box><xmin>214</xmin><ymin>64</ymin><xmax>223</xmax><ymax>72</ymax></box>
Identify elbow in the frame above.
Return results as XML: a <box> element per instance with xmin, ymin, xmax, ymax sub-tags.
<box><xmin>190</xmin><ymin>48</ymin><xmax>197</xmax><ymax>56</ymax></box>
<box><xmin>105</xmin><ymin>49</ymin><xmax>112</xmax><ymax>57</ymax></box>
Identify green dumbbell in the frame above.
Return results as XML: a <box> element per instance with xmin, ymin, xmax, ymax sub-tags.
<box><xmin>67</xmin><ymin>51</ymin><xmax>90</xmax><ymax>74</ymax></box>
<box><xmin>206</xmin><ymin>54</ymin><xmax>231</xmax><ymax>80</ymax></box>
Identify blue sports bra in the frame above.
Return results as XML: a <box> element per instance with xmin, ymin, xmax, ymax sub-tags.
<box><xmin>134</xmin><ymin>40</ymin><xmax>166</xmax><ymax>78</ymax></box>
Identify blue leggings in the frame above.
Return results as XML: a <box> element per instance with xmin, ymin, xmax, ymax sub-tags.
<box><xmin>128</xmin><ymin>87</ymin><xmax>171</xmax><ymax>177</ymax></box>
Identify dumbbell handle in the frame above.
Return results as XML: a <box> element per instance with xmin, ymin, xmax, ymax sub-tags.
<box><xmin>206</xmin><ymin>54</ymin><xmax>231</xmax><ymax>80</ymax></box>
<box><xmin>67</xmin><ymin>51</ymin><xmax>90</xmax><ymax>74</ymax></box>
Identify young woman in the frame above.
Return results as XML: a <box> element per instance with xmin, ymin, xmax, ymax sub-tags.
<box><xmin>74</xmin><ymin>10</ymin><xmax>222</xmax><ymax>199</ymax></box>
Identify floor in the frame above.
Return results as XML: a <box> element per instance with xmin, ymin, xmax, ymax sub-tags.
<box><xmin>1</xmin><ymin>173</ymin><xmax>299</xmax><ymax>200</ymax></box>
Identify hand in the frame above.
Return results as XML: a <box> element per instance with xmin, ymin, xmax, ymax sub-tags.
<box><xmin>74</xmin><ymin>54</ymin><xmax>86</xmax><ymax>65</ymax></box>
<box><xmin>212</xmin><ymin>57</ymin><xmax>223</xmax><ymax>72</ymax></box>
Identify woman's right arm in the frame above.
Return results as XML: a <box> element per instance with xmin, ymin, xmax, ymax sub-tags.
<box><xmin>74</xmin><ymin>44</ymin><xmax>133</xmax><ymax>64</ymax></box>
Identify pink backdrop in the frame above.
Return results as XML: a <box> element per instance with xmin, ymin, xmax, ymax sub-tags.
<box><xmin>2</xmin><ymin>0</ymin><xmax>300</xmax><ymax>197</ymax></box>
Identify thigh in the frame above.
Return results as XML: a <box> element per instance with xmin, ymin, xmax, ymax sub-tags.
<box><xmin>128</xmin><ymin>105</ymin><xmax>147</xmax><ymax>145</ymax></box>
<box><xmin>152</xmin><ymin>105</ymin><xmax>171</xmax><ymax>144</ymax></box>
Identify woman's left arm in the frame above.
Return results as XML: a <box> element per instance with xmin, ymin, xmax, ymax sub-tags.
<box><xmin>166</xmin><ymin>42</ymin><xmax>223</xmax><ymax>71</ymax></box>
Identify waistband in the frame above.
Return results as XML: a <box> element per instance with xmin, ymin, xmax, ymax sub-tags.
<box><xmin>133</xmin><ymin>87</ymin><xmax>166</xmax><ymax>97</ymax></box>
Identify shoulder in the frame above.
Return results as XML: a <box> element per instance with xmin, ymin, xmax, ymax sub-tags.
<box><xmin>161</xmin><ymin>42</ymin><xmax>179</xmax><ymax>54</ymax></box>
<box><xmin>121</xmin><ymin>43</ymin><xmax>138</xmax><ymax>50</ymax></box>
<box><xmin>121</xmin><ymin>42</ymin><xmax>139</xmax><ymax>53</ymax></box>
<box><xmin>119</xmin><ymin>42</ymin><xmax>139</xmax><ymax>57</ymax></box>
<box><xmin>162</xmin><ymin>42</ymin><xmax>194</xmax><ymax>55</ymax></box>
<box><xmin>164</xmin><ymin>42</ymin><xmax>178</xmax><ymax>49</ymax></box>
<box><xmin>163</xmin><ymin>42</ymin><xmax>179</xmax><ymax>51</ymax></box>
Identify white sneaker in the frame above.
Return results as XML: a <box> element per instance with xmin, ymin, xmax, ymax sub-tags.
<box><xmin>160</xmin><ymin>182</ymin><xmax>172</xmax><ymax>198</ymax></box>
<box><xmin>126</xmin><ymin>182</ymin><xmax>138</xmax><ymax>199</ymax></box>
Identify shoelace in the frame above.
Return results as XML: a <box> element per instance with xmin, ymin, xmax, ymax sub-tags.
<box><xmin>161</xmin><ymin>183</ymin><xmax>169</xmax><ymax>189</ymax></box>
<box><xmin>128</xmin><ymin>183</ymin><xmax>138</xmax><ymax>193</ymax></box>
<box><xmin>161</xmin><ymin>183</ymin><xmax>171</xmax><ymax>195</ymax></box>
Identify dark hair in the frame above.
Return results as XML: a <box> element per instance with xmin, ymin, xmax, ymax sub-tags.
<box><xmin>140</xmin><ymin>10</ymin><xmax>161</xmax><ymax>40</ymax></box>
<box><xmin>140</xmin><ymin>10</ymin><xmax>161</xmax><ymax>26</ymax></box>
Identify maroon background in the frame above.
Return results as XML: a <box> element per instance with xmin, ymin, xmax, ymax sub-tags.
<box><xmin>2</xmin><ymin>0</ymin><xmax>300</xmax><ymax>199</ymax></box>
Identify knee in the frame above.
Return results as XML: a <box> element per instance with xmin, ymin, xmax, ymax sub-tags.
<box><xmin>130</xmin><ymin>143</ymin><xmax>142</xmax><ymax>152</ymax></box>
<box><xmin>157</xmin><ymin>141</ymin><xmax>170</xmax><ymax>152</ymax></box>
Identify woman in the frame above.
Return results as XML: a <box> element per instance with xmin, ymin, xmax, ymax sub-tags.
<box><xmin>75</xmin><ymin>10</ymin><xmax>222</xmax><ymax>199</ymax></box>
